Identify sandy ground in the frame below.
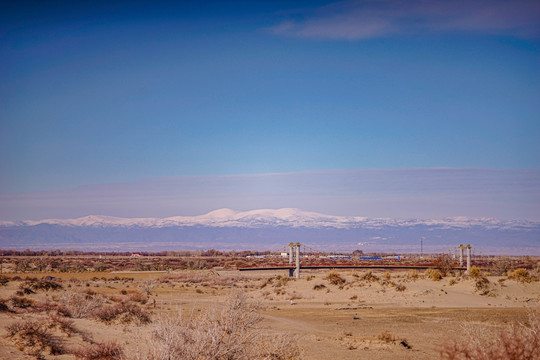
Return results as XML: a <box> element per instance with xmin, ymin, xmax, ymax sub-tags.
<box><xmin>0</xmin><ymin>268</ymin><xmax>539</xmax><ymax>359</ymax></box>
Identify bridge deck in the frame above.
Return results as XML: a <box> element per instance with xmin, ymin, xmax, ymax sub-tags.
<box><xmin>238</xmin><ymin>264</ymin><xmax>468</xmax><ymax>271</ymax></box>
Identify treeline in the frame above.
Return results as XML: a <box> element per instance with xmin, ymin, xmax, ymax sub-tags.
<box><xmin>0</xmin><ymin>249</ymin><xmax>273</xmax><ymax>257</ymax></box>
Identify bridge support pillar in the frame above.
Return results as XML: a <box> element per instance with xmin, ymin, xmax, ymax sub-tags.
<box><xmin>458</xmin><ymin>245</ymin><xmax>464</xmax><ymax>267</ymax></box>
<box><xmin>288</xmin><ymin>268</ymin><xmax>294</xmax><ymax>277</ymax></box>
<box><xmin>288</xmin><ymin>243</ymin><xmax>294</xmax><ymax>264</ymax></box>
<box><xmin>466</xmin><ymin>245</ymin><xmax>471</xmax><ymax>273</ymax></box>
<box><xmin>295</xmin><ymin>243</ymin><xmax>300</xmax><ymax>279</ymax></box>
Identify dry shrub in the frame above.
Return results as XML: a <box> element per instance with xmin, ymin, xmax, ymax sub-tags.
<box><xmin>433</xmin><ymin>255</ymin><xmax>453</xmax><ymax>276</ymax></box>
<box><xmin>18</xmin><ymin>285</ymin><xmax>36</xmax><ymax>295</ymax></box>
<box><xmin>395</xmin><ymin>283</ymin><xmax>406</xmax><ymax>292</ymax></box>
<box><xmin>313</xmin><ymin>284</ymin><xmax>326</xmax><ymax>290</ymax></box>
<box><xmin>20</xmin><ymin>277</ymin><xmax>62</xmax><ymax>293</ymax></box>
<box><xmin>325</xmin><ymin>270</ymin><xmax>346</xmax><ymax>286</ymax></box>
<box><xmin>6</xmin><ymin>319</ymin><xmax>65</xmax><ymax>357</ymax></box>
<box><xmin>361</xmin><ymin>271</ymin><xmax>379</xmax><ymax>282</ymax></box>
<box><xmin>10</xmin><ymin>296</ymin><xmax>35</xmax><ymax>309</ymax></box>
<box><xmin>468</xmin><ymin>265</ymin><xmax>482</xmax><ymax>278</ymax></box>
<box><xmin>273</xmin><ymin>275</ymin><xmax>290</xmax><ymax>287</ymax></box>
<box><xmin>406</xmin><ymin>270</ymin><xmax>419</xmax><ymax>280</ymax></box>
<box><xmin>0</xmin><ymin>274</ymin><xmax>10</xmax><ymax>286</ymax></box>
<box><xmin>425</xmin><ymin>269</ymin><xmax>442</xmax><ymax>281</ymax></box>
<box><xmin>138</xmin><ymin>279</ymin><xmax>158</xmax><ymax>296</ymax></box>
<box><xmin>58</xmin><ymin>290</ymin><xmax>107</xmax><ymax>318</ymax></box>
<box><xmin>74</xmin><ymin>341</ymin><xmax>124</xmax><ymax>360</ymax></box>
<box><xmin>508</xmin><ymin>268</ymin><xmax>533</xmax><ymax>283</ymax></box>
<box><xmin>0</xmin><ymin>297</ymin><xmax>13</xmax><ymax>312</ymax></box>
<box><xmin>128</xmin><ymin>290</ymin><xmax>148</xmax><ymax>304</ymax></box>
<box><xmin>378</xmin><ymin>330</ymin><xmax>395</xmax><ymax>343</ymax></box>
<box><xmin>440</xmin><ymin>307</ymin><xmax>540</xmax><ymax>360</ymax></box>
<box><xmin>141</xmin><ymin>291</ymin><xmax>300</xmax><ymax>360</ymax></box>
<box><xmin>93</xmin><ymin>301</ymin><xmax>151</xmax><ymax>324</ymax></box>
<box><xmin>47</xmin><ymin>314</ymin><xmax>79</xmax><ymax>337</ymax></box>
<box><xmin>377</xmin><ymin>330</ymin><xmax>411</xmax><ymax>349</ymax></box>
<box><xmin>474</xmin><ymin>276</ymin><xmax>495</xmax><ymax>296</ymax></box>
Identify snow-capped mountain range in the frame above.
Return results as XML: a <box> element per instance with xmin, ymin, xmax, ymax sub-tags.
<box><xmin>1</xmin><ymin>209</ymin><xmax>539</xmax><ymax>254</ymax></box>
<box><xmin>1</xmin><ymin>208</ymin><xmax>538</xmax><ymax>231</ymax></box>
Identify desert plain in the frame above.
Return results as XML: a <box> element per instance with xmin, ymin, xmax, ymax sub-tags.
<box><xmin>0</xmin><ymin>256</ymin><xmax>539</xmax><ymax>360</ymax></box>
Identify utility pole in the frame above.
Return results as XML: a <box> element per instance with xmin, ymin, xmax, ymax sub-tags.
<box><xmin>420</xmin><ymin>237</ymin><xmax>425</xmax><ymax>258</ymax></box>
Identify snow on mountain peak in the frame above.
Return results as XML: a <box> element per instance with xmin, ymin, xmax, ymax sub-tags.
<box><xmin>1</xmin><ymin>209</ymin><xmax>538</xmax><ymax>231</ymax></box>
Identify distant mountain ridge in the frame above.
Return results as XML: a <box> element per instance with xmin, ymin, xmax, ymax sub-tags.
<box><xmin>1</xmin><ymin>209</ymin><xmax>539</xmax><ymax>254</ymax></box>
<box><xmin>1</xmin><ymin>208</ymin><xmax>538</xmax><ymax>231</ymax></box>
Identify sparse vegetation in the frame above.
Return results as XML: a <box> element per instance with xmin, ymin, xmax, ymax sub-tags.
<box><xmin>325</xmin><ymin>270</ymin><xmax>346</xmax><ymax>285</ymax></box>
<box><xmin>58</xmin><ymin>290</ymin><xmax>107</xmax><ymax>318</ymax></box>
<box><xmin>0</xmin><ymin>252</ymin><xmax>538</xmax><ymax>359</ymax></box>
<box><xmin>10</xmin><ymin>296</ymin><xmax>35</xmax><ymax>309</ymax></box>
<box><xmin>313</xmin><ymin>284</ymin><xmax>327</xmax><ymax>290</ymax></box>
<box><xmin>7</xmin><ymin>319</ymin><xmax>65</xmax><ymax>357</ymax></box>
<box><xmin>139</xmin><ymin>291</ymin><xmax>300</xmax><ymax>360</ymax></box>
<box><xmin>406</xmin><ymin>269</ymin><xmax>419</xmax><ymax>280</ymax></box>
<box><xmin>468</xmin><ymin>265</ymin><xmax>482</xmax><ymax>278</ymax></box>
<box><xmin>361</xmin><ymin>270</ymin><xmax>379</xmax><ymax>282</ymax></box>
<box><xmin>74</xmin><ymin>341</ymin><xmax>124</xmax><ymax>360</ymax></box>
<box><xmin>425</xmin><ymin>269</ymin><xmax>443</xmax><ymax>281</ymax></box>
<box><xmin>0</xmin><ymin>275</ymin><xmax>10</xmax><ymax>286</ymax></box>
<box><xmin>508</xmin><ymin>268</ymin><xmax>534</xmax><ymax>283</ymax></box>
<box><xmin>440</xmin><ymin>307</ymin><xmax>540</xmax><ymax>360</ymax></box>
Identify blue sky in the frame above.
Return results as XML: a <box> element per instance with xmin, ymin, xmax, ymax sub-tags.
<box><xmin>1</xmin><ymin>1</ymin><xmax>539</xmax><ymax>220</ymax></box>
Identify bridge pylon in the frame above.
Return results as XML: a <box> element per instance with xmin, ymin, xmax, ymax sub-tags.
<box><xmin>288</xmin><ymin>242</ymin><xmax>301</xmax><ymax>278</ymax></box>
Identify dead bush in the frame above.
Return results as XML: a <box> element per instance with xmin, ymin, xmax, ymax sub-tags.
<box><xmin>140</xmin><ymin>291</ymin><xmax>300</xmax><ymax>360</ymax></box>
<box><xmin>468</xmin><ymin>265</ymin><xmax>482</xmax><ymax>278</ymax></box>
<box><xmin>6</xmin><ymin>319</ymin><xmax>65</xmax><ymax>357</ymax></box>
<box><xmin>361</xmin><ymin>271</ymin><xmax>379</xmax><ymax>282</ymax></box>
<box><xmin>10</xmin><ymin>296</ymin><xmax>35</xmax><ymax>309</ymax></box>
<box><xmin>508</xmin><ymin>268</ymin><xmax>533</xmax><ymax>283</ymax></box>
<box><xmin>74</xmin><ymin>341</ymin><xmax>124</xmax><ymax>360</ymax></box>
<box><xmin>47</xmin><ymin>314</ymin><xmax>80</xmax><ymax>337</ymax></box>
<box><xmin>378</xmin><ymin>330</ymin><xmax>395</xmax><ymax>343</ymax></box>
<box><xmin>474</xmin><ymin>276</ymin><xmax>495</xmax><ymax>296</ymax></box>
<box><xmin>0</xmin><ymin>297</ymin><xmax>12</xmax><ymax>312</ymax></box>
<box><xmin>406</xmin><ymin>270</ymin><xmax>419</xmax><ymax>280</ymax></box>
<box><xmin>425</xmin><ymin>269</ymin><xmax>442</xmax><ymax>281</ymax></box>
<box><xmin>440</xmin><ymin>307</ymin><xmax>540</xmax><ymax>360</ymax></box>
<box><xmin>138</xmin><ymin>279</ymin><xmax>158</xmax><ymax>296</ymax></box>
<box><xmin>0</xmin><ymin>274</ymin><xmax>10</xmax><ymax>286</ymax></box>
<box><xmin>273</xmin><ymin>275</ymin><xmax>290</xmax><ymax>287</ymax></box>
<box><xmin>313</xmin><ymin>284</ymin><xmax>327</xmax><ymax>290</ymax></box>
<box><xmin>128</xmin><ymin>290</ymin><xmax>148</xmax><ymax>304</ymax></box>
<box><xmin>325</xmin><ymin>270</ymin><xmax>346</xmax><ymax>285</ymax></box>
<box><xmin>433</xmin><ymin>255</ymin><xmax>454</xmax><ymax>276</ymax></box>
<box><xmin>395</xmin><ymin>283</ymin><xmax>406</xmax><ymax>292</ymax></box>
<box><xmin>93</xmin><ymin>301</ymin><xmax>151</xmax><ymax>324</ymax></box>
<box><xmin>58</xmin><ymin>290</ymin><xmax>107</xmax><ymax>318</ymax></box>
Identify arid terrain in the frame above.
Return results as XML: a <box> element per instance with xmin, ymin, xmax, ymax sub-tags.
<box><xmin>0</xmin><ymin>255</ymin><xmax>539</xmax><ymax>359</ymax></box>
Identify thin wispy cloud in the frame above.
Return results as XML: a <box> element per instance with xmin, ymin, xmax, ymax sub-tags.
<box><xmin>1</xmin><ymin>168</ymin><xmax>538</xmax><ymax>221</ymax></box>
<box><xmin>269</xmin><ymin>0</ymin><xmax>540</xmax><ymax>40</ymax></box>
